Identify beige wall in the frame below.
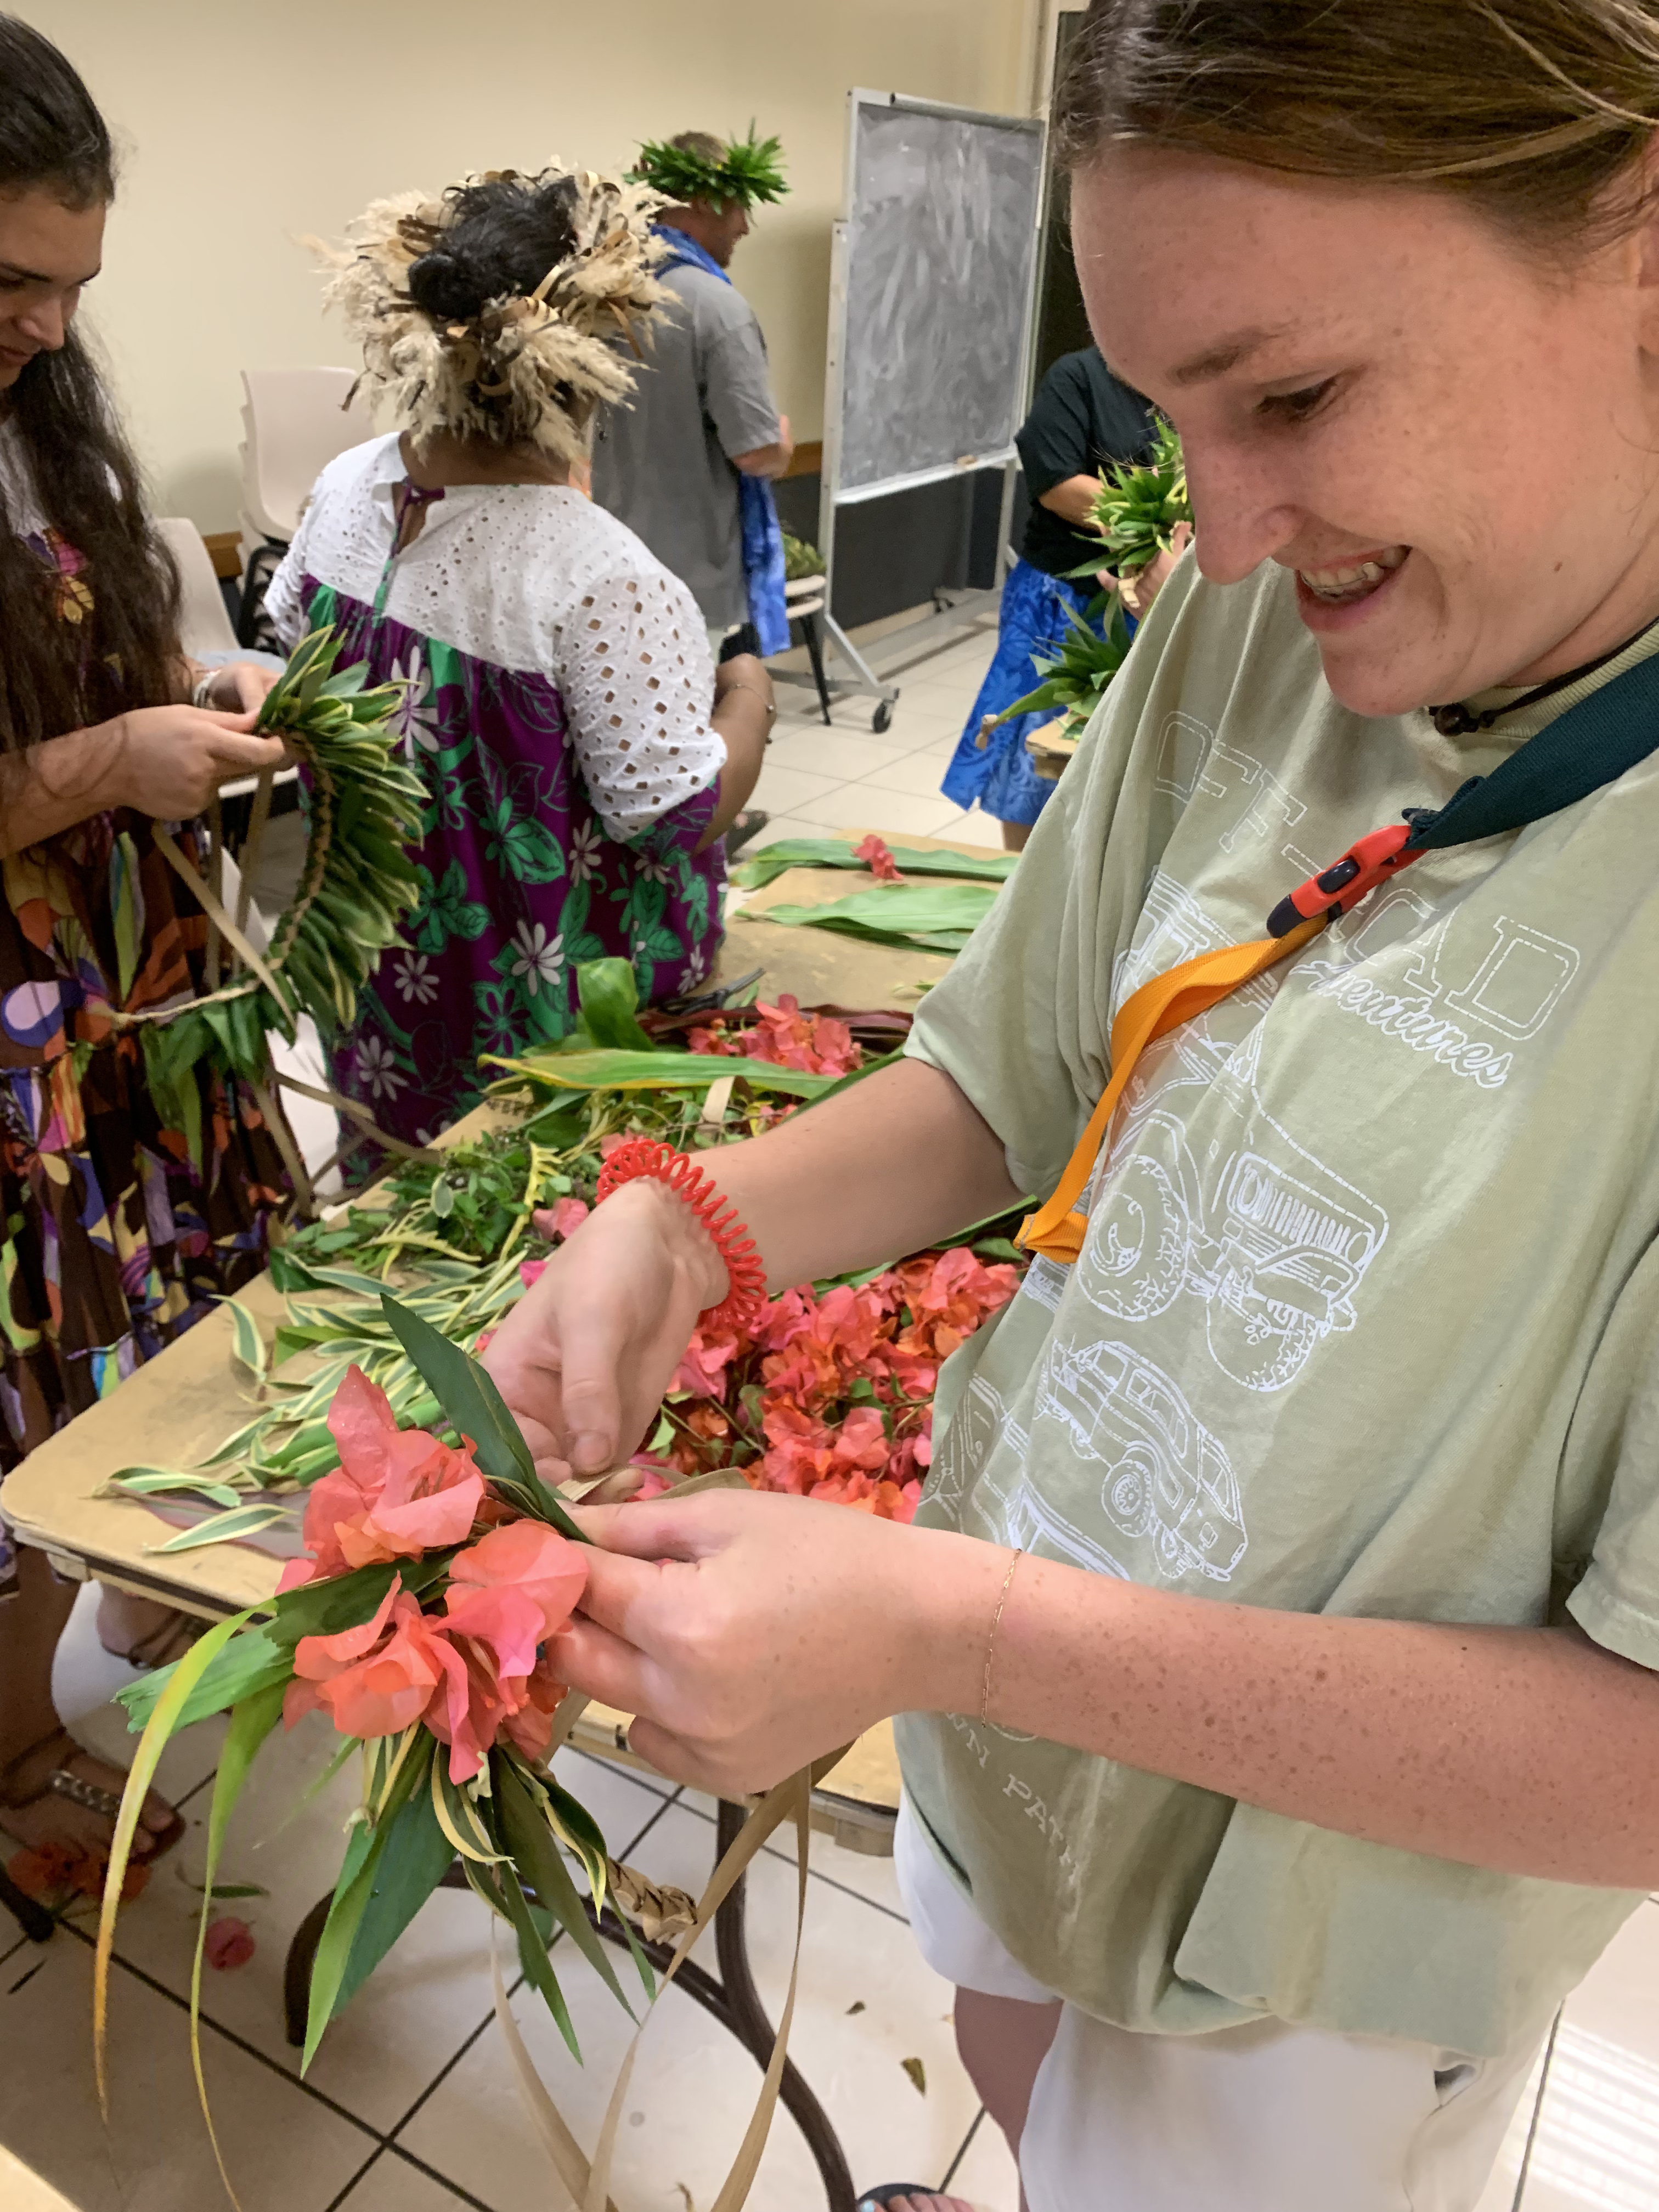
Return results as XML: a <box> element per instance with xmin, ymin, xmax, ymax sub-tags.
<box><xmin>18</xmin><ymin>0</ymin><xmax>1036</xmax><ymax>531</ymax></box>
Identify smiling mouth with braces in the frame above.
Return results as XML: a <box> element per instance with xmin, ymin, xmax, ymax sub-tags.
<box><xmin>1298</xmin><ymin>547</ymin><xmax>1410</xmax><ymax>604</ymax></box>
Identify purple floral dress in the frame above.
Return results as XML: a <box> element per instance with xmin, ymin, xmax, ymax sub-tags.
<box><xmin>267</xmin><ymin>436</ymin><xmax>727</xmax><ymax>1149</ymax></box>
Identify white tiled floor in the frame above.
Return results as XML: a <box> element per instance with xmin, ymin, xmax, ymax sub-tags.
<box><xmin>18</xmin><ymin>1585</ymin><xmax>1659</xmax><ymax>2211</ymax></box>
<box><xmin>754</xmin><ymin>622</ymin><xmax>1006</xmax><ymax>849</ymax></box>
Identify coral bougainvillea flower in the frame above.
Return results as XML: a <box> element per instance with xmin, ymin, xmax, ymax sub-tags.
<box><xmin>689</xmin><ymin>996</ymin><xmax>861</xmax><ymax>1077</ymax></box>
<box><xmin>276</xmin><ymin>1366</ymin><xmax>486</xmax><ymax>1590</ymax></box>
<box><xmin>285</xmin><ymin>1585</ymin><xmax>455</xmax><ymax>1740</ymax></box>
<box><xmin>852</xmin><ymin>832</ymin><xmax>905</xmax><ymax>883</ymax></box>
<box><xmin>638</xmin><ymin>1242</ymin><xmax>1018</xmax><ymax>1523</ymax></box>
<box><xmin>446</xmin><ymin>1520</ymin><xmax>587</xmax><ymax>1642</ymax></box>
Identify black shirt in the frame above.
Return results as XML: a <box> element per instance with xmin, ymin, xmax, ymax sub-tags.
<box><xmin>1016</xmin><ymin>348</ymin><xmax>1156</xmax><ymax>578</ymax></box>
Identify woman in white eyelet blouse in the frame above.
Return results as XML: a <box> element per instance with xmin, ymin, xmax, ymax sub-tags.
<box><xmin>265</xmin><ymin>429</ymin><xmax>761</xmax><ymax>1150</ymax></box>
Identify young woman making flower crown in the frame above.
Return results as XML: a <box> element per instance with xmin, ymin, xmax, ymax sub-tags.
<box><xmin>489</xmin><ymin>3</ymin><xmax>1659</xmax><ymax>2205</ymax></box>
<box><xmin>0</xmin><ymin>16</ymin><xmax>291</xmax><ymax>1874</ymax></box>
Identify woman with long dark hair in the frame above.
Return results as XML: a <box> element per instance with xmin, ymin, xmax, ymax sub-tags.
<box><xmin>0</xmin><ymin>18</ymin><xmax>290</xmax><ymax>1871</ymax></box>
<box><xmin>490</xmin><ymin>3</ymin><xmax>1659</xmax><ymax>2204</ymax></box>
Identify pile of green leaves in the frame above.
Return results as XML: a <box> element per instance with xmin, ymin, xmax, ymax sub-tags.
<box><xmin>630</xmin><ymin>123</ymin><xmax>788</xmax><ymax>212</ymax></box>
<box><xmin>980</xmin><ymin>589</ymin><xmax>1134</xmax><ymax>744</ymax></box>
<box><xmin>732</xmin><ymin>837</ymin><xmax>1015</xmax><ymax>892</ymax></box>
<box><xmin>1069</xmin><ymin>416</ymin><xmax>1190</xmax><ymax>581</ymax></box>
<box><xmin>106</xmin><ymin>963</ymin><xmax>901</xmax><ymax>1544</ymax></box>
<box><xmin>140</xmin><ymin>627</ymin><xmax>425</xmax><ymax>1122</ymax></box>
<box><xmin>759</xmin><ymin>881</ymin><xmax>999</xmax><ymax>955</ymax></box>
<box><xmin>99</xmin><ymin>1300</ymin><xmax>648</xmax><ymax>2123</ymax></box>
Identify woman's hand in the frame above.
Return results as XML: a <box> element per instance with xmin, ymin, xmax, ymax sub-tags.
<box><xmin>483</xmin><ymin>1180</ymin><xmax>727</xmax><ymax>1482</ymax></box>
<box><xmin>199</xmin><ymin>661</ymin><xmax>281</xmax><ymax>715</ymax></box>
<box><xmin>550</xmin><ymin>1490</ymin><xmax>1002</xmax><ymax>1794</ymax></box>
<box><xmin>110</xmin><ymin>704</ymin><xmax>290</xmax><ymax>820</ymax></box>
<box><xmin>1119</xmin><ymin>521</ymin><xmax>1193</xmax><ymax>618</ymax></box>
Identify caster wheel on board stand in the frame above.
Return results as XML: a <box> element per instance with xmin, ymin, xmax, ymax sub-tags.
<box><xmin>872</xmin><ymin>701</ymin><xmax>894</xmax><ymax>733</ymax></box>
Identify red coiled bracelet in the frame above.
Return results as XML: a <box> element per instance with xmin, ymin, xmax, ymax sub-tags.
<box><xmin>594</xmin><ymin>1138</ymin><xmax>768</xmax><ymax>1335</ymax></box>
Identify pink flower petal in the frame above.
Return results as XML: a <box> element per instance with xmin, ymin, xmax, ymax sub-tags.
<box><xmin>205</xmin><ymin>1917</ymin><xmax>256</xmax><ymax>1971</ymax></box>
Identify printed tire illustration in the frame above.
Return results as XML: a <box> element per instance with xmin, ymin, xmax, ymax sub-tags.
<box><xmin>1080</xmin><ymin>1142</ymin><xmax>1190</xmax><ymax>1323</ymax></box>
<box><xmin>1205</xmin><ymin>1294</ymin><xmax>1323</xmax><ymax>1394</ymax></box>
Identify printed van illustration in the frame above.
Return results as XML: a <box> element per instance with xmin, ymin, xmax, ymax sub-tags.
<box><xmin>1022</xmin><ymin>1338</ymin><xmax>1246</xmax><ymax>1584</ymax></box>
<box><xmin>1078</xmin><ymin>1058</ymin><xmax>1389</xmax><ymax>1393</ymax></box>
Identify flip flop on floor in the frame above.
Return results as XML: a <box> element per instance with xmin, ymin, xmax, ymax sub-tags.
<box><xmin>724</xmin><ymin>808</ymin><xmax>770</xmax><ymax>860</ymax></box>
<box><xmin>856</xmin><ymin>2190</ymin><xmax>978</xmax><ymax>2211</ymax></box>
<box><xmin>0</xmin><ymin>1726</ymin><xmax>184</xmax><ymax>1865</ymax></box>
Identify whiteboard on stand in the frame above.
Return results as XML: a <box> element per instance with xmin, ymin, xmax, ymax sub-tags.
<box><xmin>823</xmin><ymin>91</ymin><xmax>1047</xmax><ymax>512</ymax></box>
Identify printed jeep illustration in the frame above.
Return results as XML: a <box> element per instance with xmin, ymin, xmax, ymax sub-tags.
<box><xmin>1025</xmin><ymin>1337</ymin><xmax>1246</xmax><ymax>1583</ymax></box>
<box><xmin>1078</xmin><ymin>1062</ymin><xmax>1389</xmax><ymax>1393</ymax></box>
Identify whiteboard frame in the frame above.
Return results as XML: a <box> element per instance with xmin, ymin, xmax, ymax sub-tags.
<box><xmin>820</xmin><ymin>88</ymin><xmax>1047</xmax><ymax>519</ymax></box>
<box><xmin>809</xmin><ymin>88</ymin><xmax>1048</xmax><ymax>718</ymax></box>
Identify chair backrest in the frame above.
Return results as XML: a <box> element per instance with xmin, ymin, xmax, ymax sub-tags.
<box><xmin>240</xmin><ymin>367</ymin><xmax>364</xmax><ymax>543</ymax></box>
<box><xmin>154</xmin><ymin>516</ymin><xmax>239</xmax><ymax>658</ymax></box>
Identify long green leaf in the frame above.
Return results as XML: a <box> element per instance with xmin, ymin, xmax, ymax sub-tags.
<box><xmin>496</xmin><ymin>1754</ymin><xmax>633</xmax><ymax>2017</ymax></box>
<box><xmin>378</xmin><ymin>1295</ymin><xmax>585</xmax><ymax>1542</ymax></box>
<box><xmin>94</xmin><ymin>1607</ymin><xmax>258</xmax><ymax>2113</ymax></box>
<box><xmin>334</xmin><ymin>1736</ymin><xmax>451</xmax><ymax>2014</ymax></box>
<box><xmin>188</xmin><ymin>1680</ymin><xmax>287</xmax><ymax>2197</ymax></box>
<box><xmin>765</xmin><ymin>881</ymin><xmax>996</xmax><ymax>933</ymax></box>
<box><xmin>108</xmin><ymin>1468</ymin><xmax>247</xmax><ymax>1510</ymax></box>
<box><xmin>117</xmin><ymin>1623</ymin><xmax>292</xmax><ymax>1734</ymax></box>
<box><xmin>732</xmin><ymin>838</ymin><xmax>1016</xmax><ymax>890</ymax></box>
<box><xmin>217</xmin><ymin>1297</ymin><xmax>268</xmax><ymax>1383</ymax></box>
<box><xmin>145</xmin><ymin>1502</ymin><xmax>297</xmax><ymax>1554</ymax></box>
<box><xmin>302</xmin><ymin>1733</ymin><xmax>429</xmax><ymax>2069</ymax></box>
<box><xmin>484</xmin><ymin>1046</ymin><xmax>844</xmax><ymax>1101</ymax></box>
<box><xmin>494</xmin><ymin>1847</ymin><xmax>582</xmax><ymax>2062</ymax></box>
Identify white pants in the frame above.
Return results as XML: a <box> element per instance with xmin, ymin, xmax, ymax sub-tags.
<box><xmin>895</xmin><ymin>1801</ymin><xmax>1541</xmax><ymax>2212</ymax></box>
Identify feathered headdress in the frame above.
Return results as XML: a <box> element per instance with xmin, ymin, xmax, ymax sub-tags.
<box><xmin>628</xmin><ymin>126</ymin><xmax>788</xmax><ymax>214</ymax></box>
<box><xmin>318</xmin><ymin>163</ymin><xmax>670</xmax><ymax>462</ymax></box>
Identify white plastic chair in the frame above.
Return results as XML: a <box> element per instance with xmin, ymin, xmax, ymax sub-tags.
<box><xmin>239</xmin><ymin>366</ymin><xmax>364</xmax><ymax>549</ymax></box>
<box><xmin>155</xmin><ymin>516</ymin><xmax>239</xmax><ymax>659</ymax></box>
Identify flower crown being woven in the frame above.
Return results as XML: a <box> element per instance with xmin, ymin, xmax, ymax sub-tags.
<box><xmin>319</xmin><ymin>163</ymin><xmax>671</xmax><ymax>464</ymax></box>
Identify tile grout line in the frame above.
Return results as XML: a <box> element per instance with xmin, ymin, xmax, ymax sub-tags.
<box><xmin>320</xmin><ymin>2143</ymin><xmax>386</xmax><ymax>2212</ymax></box>
<box><xmin>59</xmin><ymin>1918</ymin><xmax>386</xmax><ymax>2143</ymax></box>
<box><xmin>379</xmin><ymin>1785</ymin><xmax>685</xmax><ymax>2152</ymax></box>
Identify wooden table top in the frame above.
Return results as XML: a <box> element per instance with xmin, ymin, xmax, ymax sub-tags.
<box><xmin>1</xmin><ymin>828</ymin><xmax>1007</xmax><ymax>1834</ymax></box>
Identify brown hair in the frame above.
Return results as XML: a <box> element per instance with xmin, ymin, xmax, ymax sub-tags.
<box><xmin>0</xmin><ymin>14</ymin><xmax>180</xmax><ymax>753</ymax></box>
<box><xmin>1054</xmin><ymin>1</ymin><xmax>1659</xmax><ymax>247</ymax></box>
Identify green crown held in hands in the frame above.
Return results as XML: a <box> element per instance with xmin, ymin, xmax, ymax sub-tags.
<box><xmin>1068</xmin><ymin>416</ymin><xmax>1192</xmax><ymax>582</ymax></box>
<box><xmin>629</xmin><ymin>125</ymin><xmax>788</xmax><ymax>213</ymax></box>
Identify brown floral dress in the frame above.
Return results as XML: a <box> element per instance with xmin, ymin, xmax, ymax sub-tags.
<box><xmin>0</xmin><ymin>494</ymin><xmax>290</xmax><ymax>1587</ymax></box>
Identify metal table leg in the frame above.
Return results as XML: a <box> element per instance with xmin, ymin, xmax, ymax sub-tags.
<box><xmin>281</xmin><ymin>1798</ymin><xmax>856</xmax><ymax>2211</ymax></box>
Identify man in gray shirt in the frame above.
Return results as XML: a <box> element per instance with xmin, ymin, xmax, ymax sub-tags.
<box><xmin>592</xmin><ymin>131</ymin><xmax>793</xmax><ymax>644</ymax></box>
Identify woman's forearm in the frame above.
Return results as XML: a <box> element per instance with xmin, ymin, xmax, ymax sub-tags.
<box><xmin>947</xmin><ymin>1553</ymin><xmax>1659</xmax><ymax>1888</ymax></box>
<box><xmin>706</xmin><ymin>1057</ymin><xmax>1021</xmax><ymax>1293</ymax></box>
<box><xmin>0</xmin><ymin>722</ymin><xmax>123</xmax><ymax>855</ymax></box>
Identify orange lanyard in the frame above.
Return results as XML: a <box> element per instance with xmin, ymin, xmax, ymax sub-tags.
<box><xmin>1019</xmin><ymin>823</ymin><xmax>1421</xmax><ymax>1262</ymax></box>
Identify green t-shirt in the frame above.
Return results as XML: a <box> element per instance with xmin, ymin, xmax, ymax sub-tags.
<box><xmin>899</xmin><ymin>554</ymin><xmax>1659</xmax><ymax>2059</ymax></box>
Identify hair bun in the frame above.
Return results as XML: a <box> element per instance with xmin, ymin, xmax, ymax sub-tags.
<box><xmin>408</xmin><ymin>247</ymin><xmax>484</xmax><ymax>323</ymax></box>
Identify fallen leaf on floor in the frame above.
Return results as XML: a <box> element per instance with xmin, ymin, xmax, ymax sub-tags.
<box><xmin>847</xmin><ymin>2000</ymin><xmax>866</xmax><ymax>2015</ymax></box>
<box><xmin>205</xmin><ymin>1915</ymin><xmax>256</xmax><ymax>1970</ymax></box>
<box><xmin>901</xmin><ymin>2056</ymin><xmax>927</xmax><ymax>2096</ymax></box>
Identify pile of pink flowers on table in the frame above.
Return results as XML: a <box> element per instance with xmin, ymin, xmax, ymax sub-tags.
<box><xmin>637</xmin><ymin>1246</ymin><xmax>1022</xmax><ymax>1521</ymax></box>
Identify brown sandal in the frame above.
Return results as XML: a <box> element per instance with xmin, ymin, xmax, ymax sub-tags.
<box><xmin>0</xmin><ymin>1727</ymin><xmax>184</xmax><ymax>1865</ymax></box>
